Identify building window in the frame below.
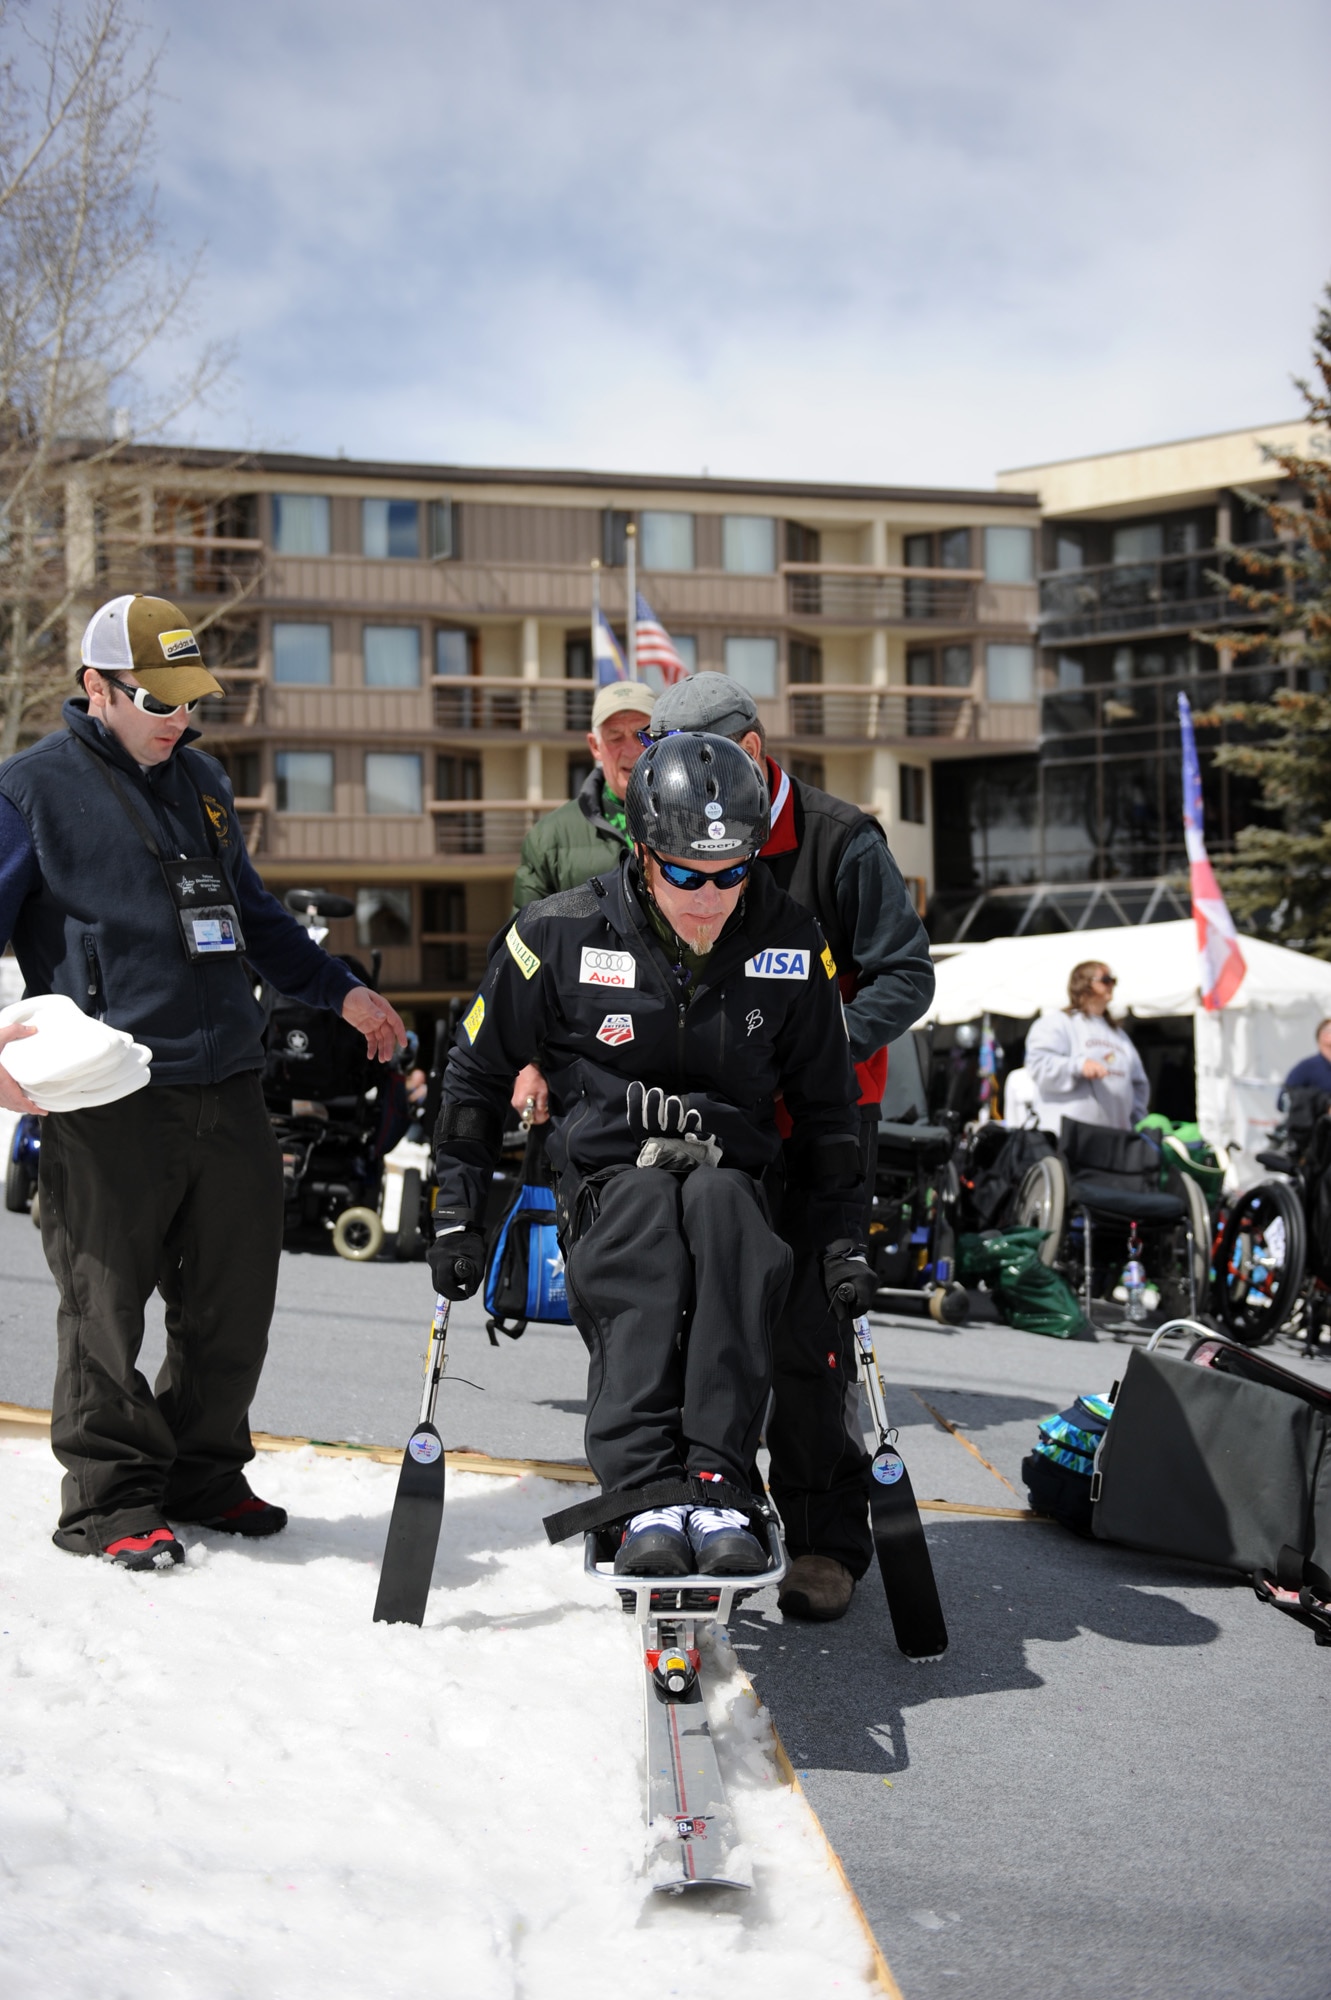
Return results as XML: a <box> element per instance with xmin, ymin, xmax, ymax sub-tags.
<box><xmin>640</xmin><ymin>511</ymin><xmax>694</xmax><ymax>571</ymax></box>
<box><xmin>429</xmin><ymin>499</ymin><xmax>457</xmax><ymax>559</ymax></box>
<box><xmin>275</xmin><ymin>750</ymin><xmax>334</xmax><ymax>813</ymax></box>
<box><xmin>722</xmin><ymin>515</ymin><xmax>776</xmax><ymax>574</ymax></box>
<box><xmin>1057</xmin><ymin>654</ymin><xmax>1085</xmax><ymax>690</ymax></box>
<box><xmin>213</xmin><ymin>747</ymin><xmax>261</xmax><ymax>799</ymax></box>
<box><xmin>725</xmin><ymin>636</ymin><xmax>778</xmax><ymax>699</ymax></box>
<box><xmin>356</xmin><ymin>886</ymin><xmax>412</xmax><ymax>949</ymax></box>
<box><xmin>366</xmin><ymin>751</ymin><xmax>422</xmax><ymax>815</ymax></box>
<box><xmin>1055</xmin><ymin>532</ymin><xmax>1084</xmax><ymax>572</ymax></box>
<box><xmin>789</xmin><ymin>755</ymin><xmax>824</xmax><ymax>789</ymax></box>
<box><xmin>363</xmin><ymin>499</ymin><xmax>420</xmax><ymax>559</ymax></box>
<box><xmin>785</xmin><ymin>521</ymin><xmax>822</xmax><ymax>564</ymax></box>
<box><xmin>363</xmin><ymin>624</ymin><xmax>421</xmax><ymax>688</ymax></box>
<box><xmin>434</xmin><ymin>627</ymin><xmax>478</xmax><ymax>727</ymax></box>
<box><xmin>903</xmin><ymin>532</ymin><xmax>933</xmax><ymax>568</ymax></box>
<box><xmin>422</xmin><ymin>883</ymin><xmax>470</xmax><ymax>983</ymax></box>
<box><xmin>272</xmin><ymin>622</ymin><xmax>332</xmax><ymax>685</ymax></box>
<box><xmin>984</xmin><ymin>526</ymin><xmax>1035</xmax><ymax>584</ymax></box>
<box><xmin>602</xmin><ymin>509</ymin><xmax>631</xmax><ymax>567</ymax></box>
<box><xmin>900</xmin><ymin>764</ymin><xmax>927</xmax><ymax>825</ymax></box>
<box><xmin>939</xmin><ymin>527</ymin><xmax>971</xmax><ymax>570</ymax></box>
<box><xmin>986</xmin><ymin>642</ymin><xmax>1035</xmax><ymax>702</ymax></box>
<box><xmin>567</xmin><ymin>753</ymin><xmax>595</xmax><ymax>797</ymax></box>
<box><xmin>271</xmin><ymin>495</ymin><xmax>330</xmax><ymax>556</ymax></box>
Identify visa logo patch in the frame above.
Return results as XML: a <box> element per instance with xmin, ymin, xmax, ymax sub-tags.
<box><xmin>745</xmin><ymin>949</ymin><xmax>809</xmax><ymax>980</ymax></box>
<box><xmin>580</xmin><ymin>946</ymin><xmax>636</xmax><ymax>988</ymax></box>
<box><xmin>595</xmin><ymin>1012</ymin><xmax>635</xmax><ymax>1047</ymax></box>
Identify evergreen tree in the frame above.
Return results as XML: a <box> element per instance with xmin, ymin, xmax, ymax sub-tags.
<box><xmin>1197</xmin><ymin>287</ymin><xmax>1331</xmax><ymax>953</ymax></box>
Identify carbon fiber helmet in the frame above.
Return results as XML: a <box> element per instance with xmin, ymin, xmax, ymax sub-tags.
<box><xmin>626</xmin><ymin>731</ymin><xmax>770</xmax><ymax>859</ymax></box>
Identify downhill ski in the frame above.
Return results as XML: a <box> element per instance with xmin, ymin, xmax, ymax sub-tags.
<box><xmin>853</xmin><ymin>1313</ymin><xmax>949</xmax><ymax>1660</ymax></box>
<box><xmin>583</xmin><ymin>1519</ymin><xmax>787</xmax><ymax>1891</ymax></box>
<box><xmin>373</xmin><ymin>1293</ymin><xmax>452</xmax><ymax>1625</ymax></box>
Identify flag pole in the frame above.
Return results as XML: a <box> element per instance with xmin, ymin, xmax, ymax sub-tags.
<box><xmin>591</xmin><ymin>556</ymin><xmax>601</xmax><ymax>639</ymax></box>
<box><xmin>625</xmin><ymin>522</ymin><xmax>638</xmax><ymax>681</ymax></box>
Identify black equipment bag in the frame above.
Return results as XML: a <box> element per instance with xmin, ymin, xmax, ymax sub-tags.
<box><xmin>965</xmin><ymin>1126</ymin><xmax>1055</xmax><ymax>1232</ymax></box>
<box><xmin>1092</xmin><ymin>1337</ymin><xmax>1331</xmax><ymax>1643</ymax></box>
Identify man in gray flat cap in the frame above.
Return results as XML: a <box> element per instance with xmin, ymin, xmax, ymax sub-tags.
<box><xmin>646</xmin><ymin>671</ymin><xmax>934</xmax><ymax>1620</ymax></box>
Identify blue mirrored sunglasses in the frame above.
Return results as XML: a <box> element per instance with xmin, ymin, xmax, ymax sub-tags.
<box><xmin>646</xmin><ymin>846</ymin><xmax>753</xmax><ymax>892</ymax></box>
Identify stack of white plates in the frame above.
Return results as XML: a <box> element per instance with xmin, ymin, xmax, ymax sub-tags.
<box><xmin>0</xmin><ymin>994</ymin><xmax>152</xmax><ymax>1110</ymax></box>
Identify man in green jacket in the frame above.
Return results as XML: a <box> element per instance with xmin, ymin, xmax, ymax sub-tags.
<box><xmin>510</xmin><ymin>679</ymin><xmax>656</xmax><ymax>911</ymax></box>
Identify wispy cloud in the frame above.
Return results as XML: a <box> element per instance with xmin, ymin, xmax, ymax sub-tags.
<box><xmin>139</xmin><ymin>0</ymin><xmax>1331</xmax><ymax>482</ymax></box>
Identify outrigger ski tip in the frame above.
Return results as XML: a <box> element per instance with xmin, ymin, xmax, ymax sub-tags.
<box><xmin>584</xmin><ymin>1521</ymin><xmax>787</xmax><ymax>1892</ymax></box>
<box><xmin>373</xmin><ymin>1294</ymin><xmax>452</xmax><ymax>1626</ymax></box>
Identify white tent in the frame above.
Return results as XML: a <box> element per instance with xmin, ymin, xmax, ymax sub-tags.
<box><xmin>916</xmin><ymin>921</ymin><xmax>1331</xmax><ymax>1184</ymax></box>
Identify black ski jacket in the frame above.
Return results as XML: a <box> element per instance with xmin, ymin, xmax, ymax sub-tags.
<box><xmin>435</xmin><ymin>857</ymin><xmax>861</xmax><ymax>1246</ymax></box>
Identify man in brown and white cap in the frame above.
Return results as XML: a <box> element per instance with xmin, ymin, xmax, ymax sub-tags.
<box><xmin>0</xmin><ymin>593</ymin><xmax>406</xmax><ymax>1571</ymax></box>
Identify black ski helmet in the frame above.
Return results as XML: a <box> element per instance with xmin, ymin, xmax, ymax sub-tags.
<box><xmin>626</xmin><ymin>731</ymin><xmax>770</xmax><ymax>860</ymax></box>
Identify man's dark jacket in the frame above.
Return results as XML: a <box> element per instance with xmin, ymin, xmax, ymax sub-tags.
<box><xmin>761</xmin><ymin>766</ymin><xmax>934</xmax><ymax>1076</ymax></box>
<box><xmin>436</xmin><ymin>858</ymin><xmax>860</xmax><ymax>1242</ymax></box>
<box><xmin>0</xmin><ymin>701</ymin><xmax>355</xmax><ymax>1086</ymax></box>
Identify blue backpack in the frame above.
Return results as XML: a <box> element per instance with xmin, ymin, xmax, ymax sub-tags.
<box><xmin>483</xmin><ymin>1125</ymin><xmax>571</xmax><ymax>1342</ymax></box>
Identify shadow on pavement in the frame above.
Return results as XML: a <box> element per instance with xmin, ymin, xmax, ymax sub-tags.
<box><xmin>735</xmin><ymin>1518</ymin><xmax>1230</xmax><ymax>1776</ymax></box>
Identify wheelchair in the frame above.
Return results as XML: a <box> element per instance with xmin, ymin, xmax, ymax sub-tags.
<box><xmin>868</xmin><ymin>1112</ymin><xmax>969</xmax><ymax>1323</ymax></box>
<box><xmin>4</xmin><ymin>1111</ymin><xmax>41</xmax><ymax>1224</ymax></box>
<box><xmin>261</xmin><ymin>889</ymin><xmax>416</xmax><ymax>1262</ymax></box>
<box><xmin>1211</xmin><ymin>1090</ymin><xmax>1331</xmax><ymax>1352</ymax></box>
<box><xmin>1012</xmin><ymin>1118</ymin><xmax>1210</xmax><ymax>1329</ymax></box>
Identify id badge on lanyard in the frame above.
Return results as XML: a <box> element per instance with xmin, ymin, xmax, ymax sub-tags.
<box><xmin>80</xmin><ymin>742</ymin><xmax>247</xmax><ymax>966</ymax></box>
<box><xmin>160</xmin><ymin>856</ymin><xmax>247</xmax><ymax>960</ymax></box>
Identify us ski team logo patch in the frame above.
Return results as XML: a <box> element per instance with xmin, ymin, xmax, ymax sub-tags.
<box><xmin>408</xmin><ymin>1430</ymin><xmax>442</xmax><ymax>1465</ymax></box>
<box><xmin>462</xmin><ymin>995</ymin><xmax>485</xmax><ymax>1043</ymax></box>
<box><xmin>596</xmin><ymin>1013</ymin><xmax>634</xmax><ymax>1046</ymax></box>
<box><xmin>744</xmin><ymin>949</ymin><xmax>809</xmax><ymax>980</ymax></box>
<box><xmin>579</xmin><ymin>946</ymin><xmax>636</xmax><ymax>988</ymax></box>
<box><xmin>505</xmin><ymin>924</ymin><xmax>541</xmax><ymax>979</ymax></box>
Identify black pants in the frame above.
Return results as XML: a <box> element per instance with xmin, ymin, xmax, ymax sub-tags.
<box><xmin>38</xmin><ymin>1073</ymin><xmax>284</xmax><ymax>1551</ymax></box>
<box><xmin>564</xmin><ymin>1165</ymin><xmax>793</xmax><ymax>1494</ymax></box>
<box><xmin>766</xmin><ymin>1106</ymin><xmax>878</xmax><ymax>1578</ymax></box>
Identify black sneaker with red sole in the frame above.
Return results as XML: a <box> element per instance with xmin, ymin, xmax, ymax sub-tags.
<box><xmin>181</xmin><ymin>1495</ymin><xmax>288</xmax><ymax>1538</ymax></box>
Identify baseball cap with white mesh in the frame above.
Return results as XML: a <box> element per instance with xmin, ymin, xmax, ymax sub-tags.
<box><xmin>79</xmin><ymin>594</ymin><xmax>224</xmax><ymax>702</ymax></box>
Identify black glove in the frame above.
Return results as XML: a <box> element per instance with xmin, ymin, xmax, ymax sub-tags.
<box><xmin>625</xmin><ymin>1082</ymin><xmax>722</xmax><ymax>1171</ymax></box>
<box><xmin>429</xmin><ymin>1210</ymin><xmax>486</xmax><ymax>1301</ymax></box>
<box><xmin>822</xmin><ymin>1238</ymin><xmax>877</xmax><ymax>1313</ymax></box>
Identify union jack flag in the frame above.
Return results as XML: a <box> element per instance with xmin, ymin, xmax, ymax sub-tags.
<box><xmin>635</xmin><ymin>592</ymin><xmax>691</xmax><ymax>685</ymax></box>
<box><xmin>1178</xmin><ymin>692</ymin><xmax>1246</xmax><ymax>1010</ymax></box>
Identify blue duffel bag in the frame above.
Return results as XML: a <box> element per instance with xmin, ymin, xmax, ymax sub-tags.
<box><xmin>484</xmin><ymin>1124</ymin><xmax>571</xmax><ymax>1342</ymax></box>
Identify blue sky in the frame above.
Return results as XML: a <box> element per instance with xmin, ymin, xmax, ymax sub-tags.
<box><xmin>139</xmin><ymin>0</ymin><xmax>1330</xmax><ymax>485</ymax></box>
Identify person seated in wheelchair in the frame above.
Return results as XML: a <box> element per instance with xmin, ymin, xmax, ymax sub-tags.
<box><xmin>1024</xmin><ymin>960</ymin><xmax>1149</xmax><ymax>1134</ymax></box>
<box><xmin>428</xmin><ymin>733</ymin><xmax>868</xmax><ymax>1580</ymax></box>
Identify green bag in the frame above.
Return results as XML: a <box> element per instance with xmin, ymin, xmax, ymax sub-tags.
<box><xmin>957</xmin><ymin>1230</ymin><xmax>1092</xmax><ymax>1340</ymax></box>
<box><xmin>1135</xmin><ymin>1113</ymin><xmax>1225</xmax><ymax>1200</ymax></box>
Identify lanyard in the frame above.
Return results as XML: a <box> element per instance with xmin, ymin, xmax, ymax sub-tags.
<box><xmin>79</xmin><ymin>741</ymin><xmax>248</xmax><ymax>961</ymax></box>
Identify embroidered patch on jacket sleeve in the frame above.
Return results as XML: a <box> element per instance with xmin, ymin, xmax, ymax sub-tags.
<box><xmin>821</xmin><ymin>943</ymin><xmax>837</xmax><ymax>980</ymax></box>
<box><xmin>505</xmin><ymin>924</ymin><xmax>541</xmax><ymax>980</ymax></box>
<box><xmin>462</xmin><ymin>995</ymin><xmax>485</xmax><ymax>1043</ymax></box>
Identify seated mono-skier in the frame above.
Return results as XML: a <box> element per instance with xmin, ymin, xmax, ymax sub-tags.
<box><xmin>428</xmin><ymin>731</ymin><xmax>875</xmax><ymax>1579</ymax></box>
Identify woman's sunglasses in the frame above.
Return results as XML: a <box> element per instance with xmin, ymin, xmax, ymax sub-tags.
<box><xmin>647</xmin><ymin>847</ymin><xmax>753</xmax><ymax>892</ymax></box>
<box><xmin>1095</xmin><ymin>972</ymin><xmax>1118</xmax><ymax>987</ymax></box>
<box><xmin>102</xmin><ymin>673</ymin><xmax>203</xmax><ymax>717</ymax></box>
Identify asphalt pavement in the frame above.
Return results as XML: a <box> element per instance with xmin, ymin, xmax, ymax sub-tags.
<box><xmin>3</xmin><ymin>1203</ymin><xmax>1329</xmax><ymax>1999</ymax></box>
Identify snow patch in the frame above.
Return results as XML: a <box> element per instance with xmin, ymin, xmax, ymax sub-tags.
<box><xmin>0</xmin><ymin>1439</ymin><xmax>882</xmax><ymax>1998</ymax></box>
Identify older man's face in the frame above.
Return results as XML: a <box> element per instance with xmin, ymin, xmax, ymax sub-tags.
<box><xmin>589</xmin><ymin>710</ymin><xmax>651</xmax><ymax>798</ymax></box>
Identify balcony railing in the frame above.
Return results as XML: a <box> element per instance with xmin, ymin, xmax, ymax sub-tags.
<box><xmin>97</xmin><ymin>533</ymin><xmax>265</xmax><ymax>599</ymax></box>
<box><xmin>1038</xmin><ymin>541</ymin><xmax>1285</xmax><ymax>643</ymax></box>
<box><xmin>429</xmin><ymin>798</ymin><xmax>568</xmax><ymax>858</ymax></box>
<box><xmin>773</xmin><ymin>682</ymin><xmax>1037</xmax><ymax>745</ymax></box>
<box><xmin>784</xmin><ymin>564</ymin><xmax>981</xmax><ymax>625</ymax></box>
<box><xmin>431</xmin><ymin>675</ymin><xmax>597</xmax><ymax>734</ymax></box>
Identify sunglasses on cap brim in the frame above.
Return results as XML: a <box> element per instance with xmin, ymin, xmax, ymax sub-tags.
<box><xmin>645</xmin><ymin>847</ymin><xmax>753</xmax><ymax>892</ymax></box>
<box><xmin>100</xmin><ymin>672</ymin><xmax>205</xmax><ymax>717</ymax></box>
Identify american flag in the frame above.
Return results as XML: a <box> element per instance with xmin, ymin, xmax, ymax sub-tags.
<box><xmin>635</xmin><ymin>592</ymin><xmax>691</xmax><ymax>685</ymax></box>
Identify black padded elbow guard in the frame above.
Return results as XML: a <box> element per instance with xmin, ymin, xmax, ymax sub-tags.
<box><xmin>435</xmin><ymin>1100</ymin><xmax>504</xmax><ymax>1152</ymax></box>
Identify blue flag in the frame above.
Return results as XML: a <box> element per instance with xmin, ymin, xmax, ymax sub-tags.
<box><xmin>592</xmin><ymin>608</ymin><xmax>627</xmax><ymax>686</ymax></box>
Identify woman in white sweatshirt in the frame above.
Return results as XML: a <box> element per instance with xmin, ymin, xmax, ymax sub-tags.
<box><xmin>1024</xmin><ymin>960</ymin><xmax>1150</xmax><ymax>1134</ymax></box>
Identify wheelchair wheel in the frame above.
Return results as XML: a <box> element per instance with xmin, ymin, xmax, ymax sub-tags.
<box><xmin>332</xmin><ymin>1205</ymin><xmax>385</xmax><ymax>1262</ymax></box>
<box><xmin>394</xmin><ymin>1168</ymin><xmax>424</xmax><ymax>1261</ymax></box>
<box><xmin>1014</xmin><ymin>1156</ymin><xmax>1067</xmax><ymax>1267</ymax></box>
<box><xmin>1214</xmin><ymin>1180</ymin><xmax>1306</xmax><ymax>1345</ymax></box>
<box><xmin>1182</xmin><ymin>1173</ymin><xmax>1211</xmax><ymax>1314</ymax></box>
<box><xmin>5</xmin><ymin>1145</ymin><xmax>29</xmax><ymax>1213</ymax></box>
